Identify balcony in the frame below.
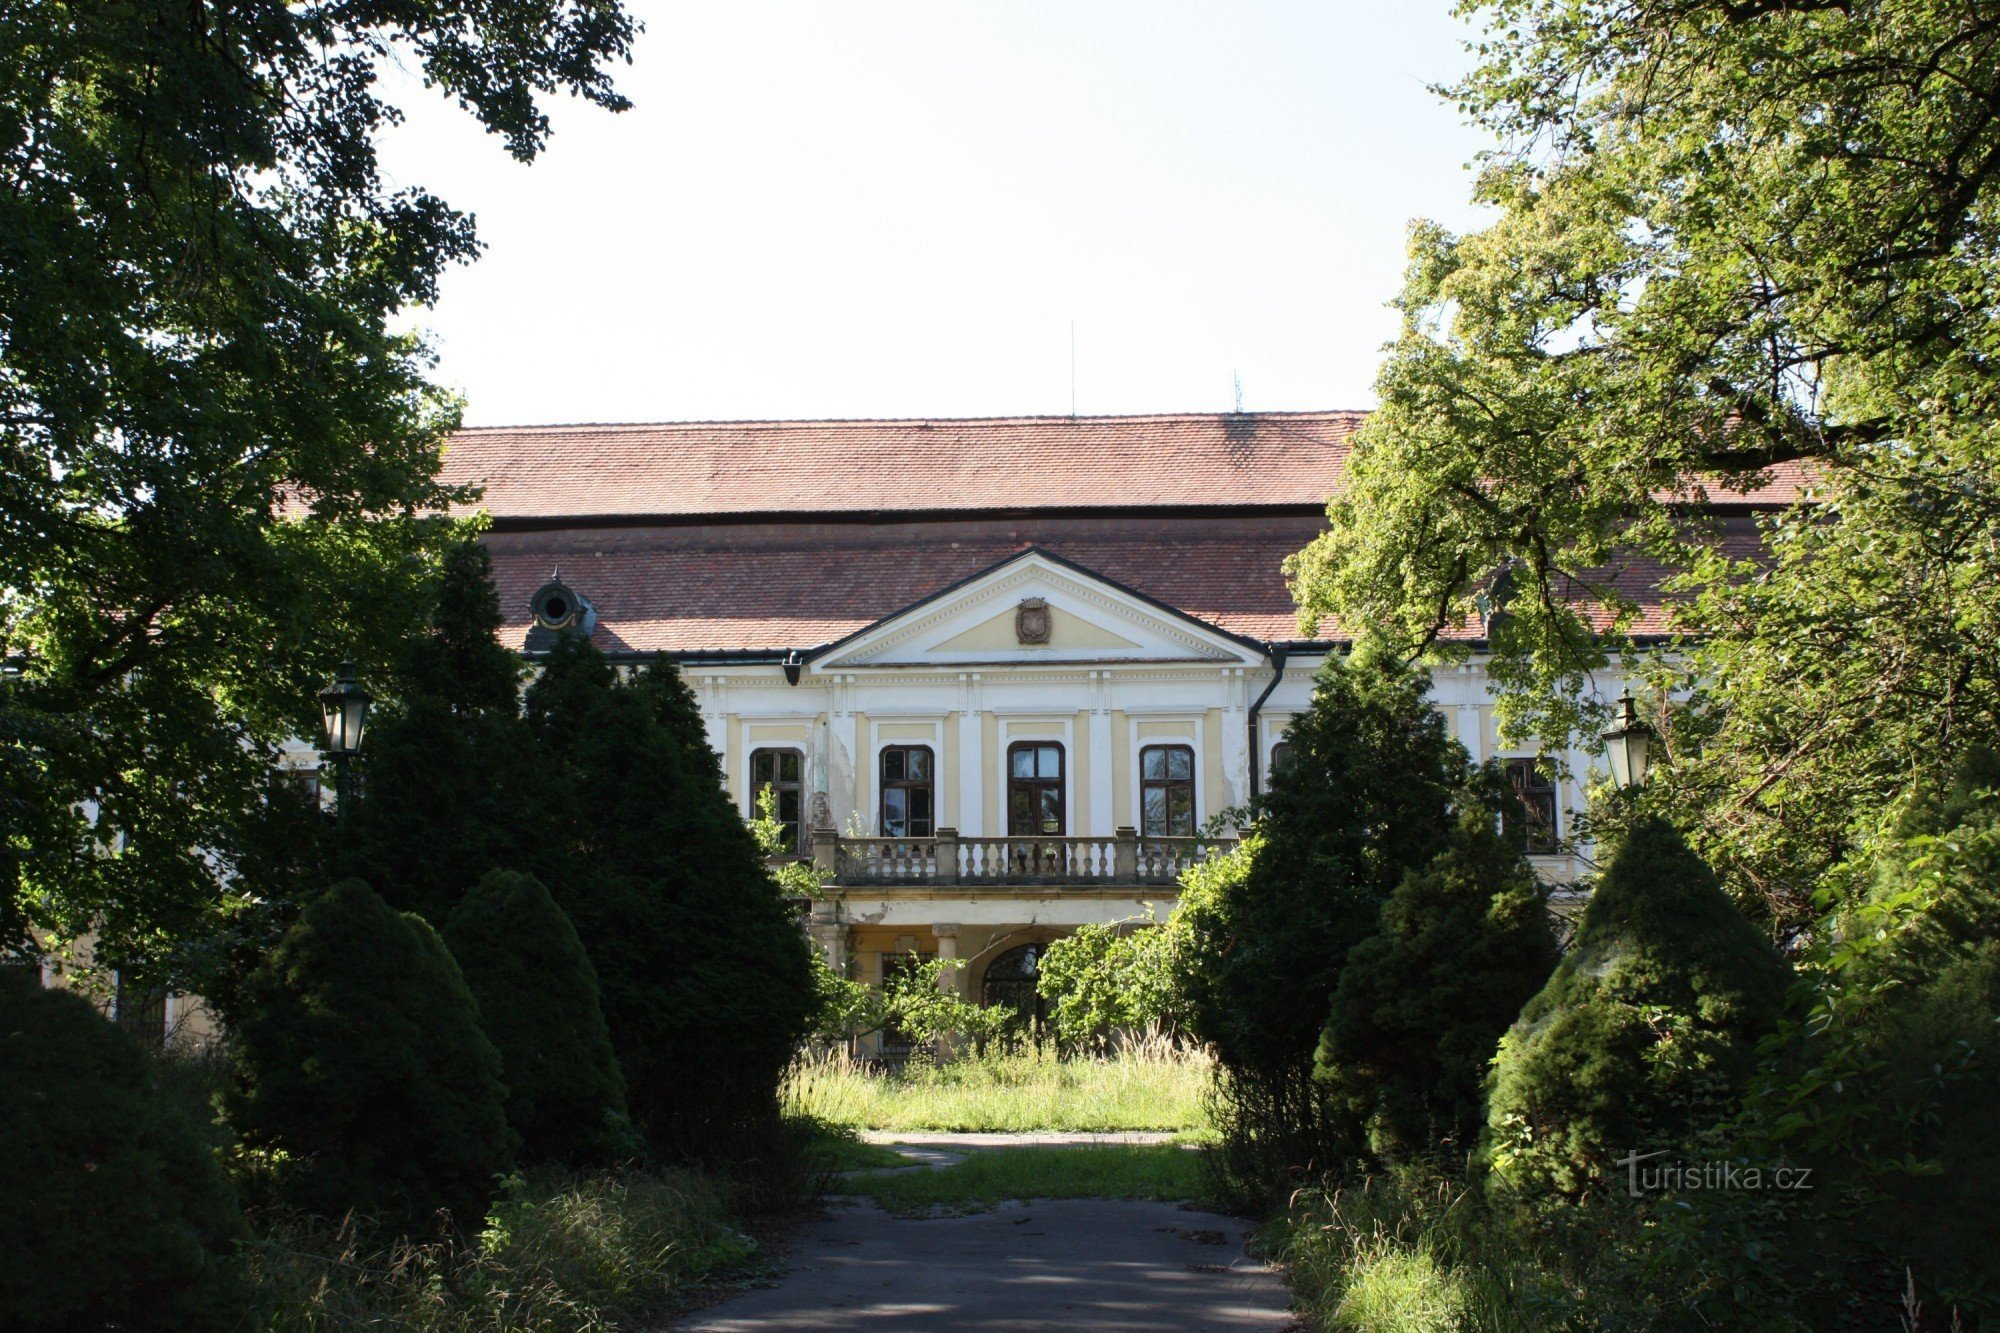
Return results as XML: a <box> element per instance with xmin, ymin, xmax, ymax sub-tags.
<box><xmin>806</xmin><ymin>826</ymin><xmax>1236</xmax><ymax>888</ymax></box>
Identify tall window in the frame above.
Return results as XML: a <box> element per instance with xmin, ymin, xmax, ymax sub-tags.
<box><xmin>1270</xmin><ymin>742</ymin><xmax>1297</xmax><ymax>780</ymax></box>
<box><xmin>1140</xmin><ymin>744</ymin><xmax>1196</xmax><ymax>836</ymax></box>
<box><xmin>1505</xmin><ymin>758</ymin><xmax>1560</xmax><ymax>854</ymax></box>
<box><xmin>879</xmin><ymin>745</ymin><xmax>935</xmax><ymax>837</ymax></box>
<box><xmin>1007</xmin><ymin>742</ymin><xmax>1065</xmax><ymax>835</ymax></box>
<box><xmin>751</xmin><ymin>748</ymin><xmax>804</xmax><ymax>853</ymax></box>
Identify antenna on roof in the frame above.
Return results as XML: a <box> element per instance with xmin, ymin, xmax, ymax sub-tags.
<box><xmin>1233</xmin><ymin>371</ymin><xmax>1244</xmax><ymax>414</ymax></box>
<box><xmin>1070</xmin><ymin>320</ymin><xmax>1077</xmax><ymax>418</ymax></box>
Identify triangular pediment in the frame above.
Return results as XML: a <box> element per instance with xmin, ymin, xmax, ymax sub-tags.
<box><xmin>812</xmin><ymin>549</ymin><xmax>1265</xmax><ymax>670</ymax></box>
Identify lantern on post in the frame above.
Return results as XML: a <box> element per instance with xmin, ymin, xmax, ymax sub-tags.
<box><xmin>317</xmin><ymin>661</ymin><xmax>372</xmax><ymax>826</ymax></box>
<box><xmin>1601</xmin><ymin>691</ymin><xmax>1652</xmax><ymax>791</ymax></box>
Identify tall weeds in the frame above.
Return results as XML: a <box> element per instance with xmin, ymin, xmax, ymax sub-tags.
<box><xmin>783</xmin><ymin>1039</ymin><xmax>1212</xmax><ymax>1133</ymax></box>
<box><xmin>242</xmin><ymin>1169</ymin><xmax>758</xmax><ymax>1332</ymax></box>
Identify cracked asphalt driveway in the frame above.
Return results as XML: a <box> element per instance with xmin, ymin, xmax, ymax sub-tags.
<box><xmin>671</xmin><ymin>1196</ymin><xmax>1292</xmax><ymax>1331</ymax></box>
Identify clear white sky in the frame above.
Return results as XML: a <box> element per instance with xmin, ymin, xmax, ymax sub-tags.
<box><xmin>378</xmin><ymin>2</ymin><xmax>1496</xmax><ymax>427</ymax></box>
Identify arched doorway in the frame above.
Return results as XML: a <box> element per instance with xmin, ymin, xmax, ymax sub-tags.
<box><xmin>980</xmin><ymin>943</ymin><xmax>1046</xmax><ymax>1035</ymax></box>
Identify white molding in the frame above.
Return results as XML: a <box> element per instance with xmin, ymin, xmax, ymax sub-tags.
<box><xmin>812</xmin><ymin>552</ymin><xmax>1263</xmax><ymax>671</ymax></box>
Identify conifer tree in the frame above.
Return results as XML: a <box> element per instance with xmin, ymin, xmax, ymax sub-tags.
<box><xmin>444</xmin><ymin>870</ymin><xmax>630</xmax><ymax>1164</ymax></box>
<box><xmin>1484</xmin><ymin>817</ymin><xmax>1789</xmax><ymax>1202</ymax></box>
<box><xmin>1176</xmin><ymin>646</ymin><xmax>1469</xmax><ymax>1192</ymax></box>
<box><xmin>1316</xmin><ymin>776</ymin><xmax>1558</xmax><ymax>1161</ymax></box>
<box><xmin>345</xmin><ymin>541</ymin><xmax>544</xmax><ymax>924</ymax></box>
<box><xmin>524</xmin><ymin>638</ymin><xmax>814</xmax><ymax>1161</ymax></box>
<box><xmin>228</xmin><ymin>880</ymin><xmax>514</xmax><ymax>1229</ymax></box>
<box><xmin>0</xmin><ymin>971</ymin><xmax>248</xmax><ymax>1331</ymax></box>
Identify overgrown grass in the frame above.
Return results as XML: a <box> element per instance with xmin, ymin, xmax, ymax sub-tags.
<box><xmin>840</xmin><ymin>1144</ymin><xmax>1209</xmax><ymax>1214</ymax></box>
<box><xmin>243</xmin><ymin>1167</ymin><xmax>763</xmax><ymax>1331</ymax></box>
<box><xmin>785</xmin><ymin>1043</ymin><xmax>1212</xmax><ymax>1132</ymax></box>
<box><xmin>1274</xmin><ymin>1169</ymin><xmax>1593</xmax><ymax>1332</ymax></box>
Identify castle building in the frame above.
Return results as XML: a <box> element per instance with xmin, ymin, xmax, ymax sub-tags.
<box><xmin>442</xmin><ymin>411</ymin><xmax>1767</xmax><ymax>1046</ymax></box>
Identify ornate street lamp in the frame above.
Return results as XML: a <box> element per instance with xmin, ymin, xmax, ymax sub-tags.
<box><xmin>317</xmin><ymin>661</ymin><xmax>372</xmax><ymax>825</ymax></box>
<box><xmin>1601</xmin><ymin>691</ymin><xmax>1652</xmax><ymax>791</ymax></box>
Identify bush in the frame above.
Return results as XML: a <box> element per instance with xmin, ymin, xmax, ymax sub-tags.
<box><xmin>1174</xmin><ymin>649</ymin><xmax>1471</xmax><ymax>1199</ymax></box>
<box><xmin>1317</xmin><ymin>783</ymin><xmax>1559</xmax><ymax>1161</ymax></box>
<box><xmin>229</xmin><ymin>879</ymin><xmax>516</xmax><ymax>1230</ymax></box>
<box><xmin>1035</xmin><ymin>915</ymin><xmax>1182</xmax><ymax>1047</ymax></box>
<box><xmin>0</xmin><ymin>970</ymin><xmax>248</xmax><ymax>1331</ymax></box>
<box><xmin>1483</xmin><ymin>817</ymin><xmax>1789</xmax><ymax>1203</ymax></box>
<box><xmin>1179</xmin><ymin>649</ymin><xmax>1465</xmax><ymax>1078</ymax></box>
<box><xmin>1757</xmin><ymin>753</ymin><xmax>2000</xmax><ymax>1321</ymax></box>
<box><xmin>242</xmin><ymin>1166</ymin><xmax>758</xmax><ymax>1331</ymax></box>
<box><xmin>445</xmin><ymin>870</ymin><xmax>631</xmax><ymax>1165</ymax></box>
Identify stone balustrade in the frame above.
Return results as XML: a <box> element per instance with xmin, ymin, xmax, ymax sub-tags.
<box><xmin>807</xmin><ymin>826</ymin><xmax>1234</xmax><ymax>887</ymax></box>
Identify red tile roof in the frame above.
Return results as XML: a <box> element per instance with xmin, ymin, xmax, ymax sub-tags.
<box><xmin>459</xmin><ymin>412</ymin><xmax>1797</xmax><ymax>654</ymax></box>
<box><xmin>444</xmin><ymin>412</ymin><xmax>1364</xmax><ymax>519</ymax></box>
<box><xmin>482</xmin><ymin>510</ymin><xmax>1768</xmax><ymax>655</ymax></box>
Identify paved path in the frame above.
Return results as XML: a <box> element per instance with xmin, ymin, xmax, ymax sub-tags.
<box><xmin>675</xmin><ymin>1197</ymin><xmax>1291</xmax><ymax>1331</ymax></box>
<box><xmin>676</xmin><ymin>1134</ymin><xmax>1290</xmax><ymax>1331</ymax></box>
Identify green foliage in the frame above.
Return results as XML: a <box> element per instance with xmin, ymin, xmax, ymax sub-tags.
<box><xmin>787</xmin><ymin>1045</ymin><xmax>1213</xmax><ymax>1134</ymax></box>
<box><xmin>1285</xmin><ymin>0</ymin><xmax>2000</xmax><ymax>931</ymax></box>
<box><xmin>0</xmin><ymin>971</ymin><xmax>248</xmax><ymax>1331</ymax></box>
<box><xmin>1176</xmin><ymin>650</ymin><xmax>1470</xmax><ymax>1196</ymax></box>
<box><xmin>445</xmin><ymin>871</ymin><xmax>631</xmax><ymax>1166</ymax></box>
<box><xmin>228</xmin><ymin>879</ymin><xmax>515</xmax><ymax>1229</ymax></box>
<box><xmin>750</xmin><ymin>782</ymin><xmax>830</xmax><ymax>900</ymax></box>
<box><xmin>523</xmin><ymin>637</ymin><xmax>815</xmax><ymax>1162</ymax></box>
<box><xmin>1179</xmin><ymin>650</ymin><xmax>1466</xmax><ymax>1078</ymax></box>
<box><xmin>1316</xmin><ymin>783</ymin><xmax>1558</xmax><ymax>1161</ymax></box>
<box><xmin>0</xmin><ymin>0</ymin><xmax>636</xmax><ymax>968</ymax></box>
<box><xmin>881</xmin><ymin>957</ymin><xmax>1012</xmax><ymax>1048</ymax></box>
<box><xmin>806</xmin><ymin>952</ymin><xmax>886</xmax><ymax>1044</ymax></box>
<box><xmin>1484</xmin><ymin>819</ymin><xmax>1789</xmax><ymax>1203</ymax></box>
<box><xmin>1035</xmin><ymin>914</ymin><xmax>1183</xmax><ymax>1047</ymax></box>
<box><xmin>242</xmin><ymin>1166</ymin><xmax>758</xmax><ymax>1332</ymax></box>
<box><xmin>1698</xmin><ymin>754</ymin><xmax>2000</xmax><ymax>1321</ymax></box>
<box><xmin>344</xmin><ymin>541</ymin><xmax>548</xmax><ymax>927</ymax></box>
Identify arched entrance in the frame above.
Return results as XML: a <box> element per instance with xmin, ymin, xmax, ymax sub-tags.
<box><xmin>980</xmin><ymin>943</ymin><xmax>1046</xmax><ymax>1034</ymax></box>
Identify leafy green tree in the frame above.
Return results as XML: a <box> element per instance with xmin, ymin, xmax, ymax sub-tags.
<box><xmin>228</xmin><ymin>879</ymin><xmax>514</xmax><ymax>1230</ymax></box>
<box><xmin>524</xmin><ymin>637</ymin><xmax>815</xmax><ymax>1161</ymax></box>
<box><xmin>1035</xmin><ymin>915</ymin><xmax>1183</xmax><ymax>1047</ymax></box>
<box><xmin>444</xmin><ymin>870</ymin><xmax>631</xmax><ymax>1165</ymax></box>
<box><xmin>0</xmin><ymin>1</ymin><xmax>637</xmax><ymax>969</ymax></box>
<box><xmin>1315</xmin><ymin>779</ymin><xmax>1557</xmax><ymax>1161</ymax></box>
<box><xmin>1286</xmin><ymin>0</ymin><xmax>2000</xmax><ymax>931</ymax></box>
<box><xmin>0</xmin><ymin>970</ymin><xmax>248</xmax><ymax>1331</ymax></box>
<box><xmin>344</xmin><ymin>540</ymin><xmax>545</xmax><ymax>925</ymax></box>
<box><xmin>880</xmin><ymin>957</ymin><xmax>1012</xmax><ymax>1049</ymax></box>
<box><xmin>1484</xmin><ymin>818</ymin><xmax>1789</xmax><ymax>1203</ymax></box>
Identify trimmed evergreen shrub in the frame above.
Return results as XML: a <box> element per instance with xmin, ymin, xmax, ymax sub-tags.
<box><xmin>228</xmin><ymin>879</ymin><xmax>515</xmax><ymax>1230</ymax></box>
<box><xmin>445</xmin><ymin>869</ymin><xmax>631</xmax><ymax>1164</ymax></box>
<box><xmin>1315</xmin><ymin>777</ymin><xmax>1559</xmax><ymax>1161</ymax></box>
<box><xmin>1483</xmin><ymin>816</ymin><xmax>1789</xmax><ymax>1202</ymax></box>
<box><xmin>1175</xmin><ymin>648</ymin><xmax>1470</xmax><ymax>1195</ymax></box>
<box><xmin>524</xmin><ymin>638</ymin><xmax>815</xmax><ymax>1164</ymax></box>
<box><xmin>0</xmin><ymin>970</ymin><xmax>248</xmax><ymax>1330</ymax></box>
<box><xmin>1180</xmin><ymin>648</ymin><xmax>1466</xmax><ymax>1078</ymax></box>
<box><xmin>345</xmin><ymin>540</ymin><xmax>547</xmax><ymax>925</ymax></box>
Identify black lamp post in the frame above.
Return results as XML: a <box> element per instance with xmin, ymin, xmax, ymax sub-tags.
<box><xmin>317</xmin><ymin>660</ymin><xmax>372</xmax><ymax>827</ymax></box>
<box><xmin>1602</xmin><ymin>691</ymin><xmax>1652</xmax><ymax>791</ymax></box>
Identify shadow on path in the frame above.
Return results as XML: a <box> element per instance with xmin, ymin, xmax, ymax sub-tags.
<box><xmin>673</xmin><ymin>1197</ymin><xmax>1292</xmax><ymax>1331</ymax></box>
